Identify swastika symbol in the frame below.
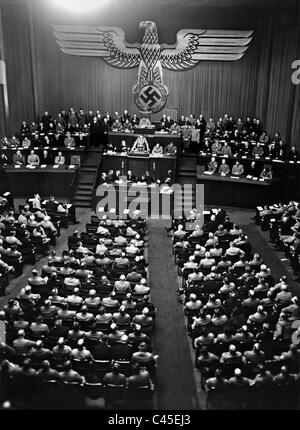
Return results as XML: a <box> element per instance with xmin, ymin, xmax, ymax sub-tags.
<box><xmin>139</xmin><ymin>86</ymin><xmax>162</xmax><ymax>108</ymax></box>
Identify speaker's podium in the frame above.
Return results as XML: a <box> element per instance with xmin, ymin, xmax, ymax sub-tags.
<box><xmin>127</xmin><ymin>151</ymin><xmax>149</xmax><ymax>177</ymax></box>
<box><xmin>135</xmin><ymin>111</ymin><xmax>156</xmax><ymax>135</ymax></box>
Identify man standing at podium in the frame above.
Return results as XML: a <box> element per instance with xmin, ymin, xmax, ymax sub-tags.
<box><xmin>131</xmin><ymin>135</ymin><xmax>150</xmax><ymax>153</ymax></box>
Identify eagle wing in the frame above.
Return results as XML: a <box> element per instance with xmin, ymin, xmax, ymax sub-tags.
<box><xmin>52</xmin><ymin>25</ymin><xmax>141</xmax><ymax>69</ymax></box>
<box><xmin>160</xmin><ymin>29</ymin><xmax>253</xmax><ymax>71</ymax></box>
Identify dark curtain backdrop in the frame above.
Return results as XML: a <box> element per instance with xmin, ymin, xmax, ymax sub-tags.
<box><xmin>1</xmin><ymin>3</ymin><xmax>34</xmax><ymax>136</ymax></box>
<box><xmin>1</xmin><ymin>1</ymin><xmax>299</xmax><ymax>149</ymax></box>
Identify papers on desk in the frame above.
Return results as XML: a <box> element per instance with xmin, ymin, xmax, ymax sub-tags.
<box><xmin>203</xmin><ymin>171</ymin><xmax>214</xmax><ymax>175</ymax></box>
<box><xmin>109</xmin><ymin>208</ymin><xmax>116</xmax><ymax>214</ymax></box>
<box><xmin>259</xmin><ymin>178</ymin><xmax>264</xmax><ymax>182</ymax></box>
<box><xmin>203</xmin><ymin>210</ymin><xmax>211</xmax><ymax>215</ymax></box>
<box><xmin>53</xmin><ymin>164</ymin><xmax>59</xmax><ymax>169</ymax></box>
<box><xmin>229</xmin><ymin>176</ymin><xmax>239</xmax><ymax>179</ymax></box>
<box><xmin>3</xmin><ymin>192</ymin><xmax>10</xmax><ymax>197</ymax></box>
<box><xmin>265</xmin><ymin>157</ymin><xmax>270</xmax><ymax>160</ymax></box>
<box><xmin>212</xmin><ymin>209</ymin><xmax>218</xmax><ymax>214</ymax></box>
<box><xmin>67</xmin><ymin>204</ymin><xmax>72</xmax><ymax>209</ymax></box>
<box><xmin>52</xmin><ymin>147</ymin><xmax>57</xmax><ymax>150</ymax></box>
<box><xmin>26</xmin><ymin>165</ymin><xmax>36</xmax><ymax>169</ymax></box>
<box><xmin>252</xmin><ymin>177</ymin><xmax>258</xmax><ymax>181</ymax></box>
<box><xmin>246</xmin><ymin>175</ymin><xmax>252</xmax><ymax>179</ymax></box>
<box><xmin>41</xmin><ymin>164</ymin><xmax>47</xmax><ymax>168</ymax></box>
<box><xmin>69</xmin><ymin>165</ymin><xmax>75</xmax><ymax>169</ymax></box>
<box><xmin>242</xmin><ymin>156</ymin><xmax>247</xmax><ymax>159</ymax></box>
<box><xmin>273</xmin><ymin>159</ymin><xmax>283</xmax><ymax>162</ymax></box>
<box><xmin>44</xmin><ymin>146</ymin><xmax>49</xmax><ymax>150</ymax></box>
<box><xmin>289</xmin><ymin>161</ymin><xmax>295</xmax><ymax>164</ymax></box>
<box><xmin>98</xmin><ymin>207</ymin><xmax>104</xmax><ymax>212</ymax></box>
<box><xmin>220</xmin><ymin>173</ymin><xmax>227</xmax><ymax>177</ymax></box>
<box><xmin>257</xmin><ymin>206</ymin><xmax>264</xmax><ymax>211</ymax></box>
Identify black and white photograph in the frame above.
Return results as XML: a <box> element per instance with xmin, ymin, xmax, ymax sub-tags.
<box><xmin>0</xmin><ymin>0</ymin><xmax>300</xmax><ymax>415</ymax></box>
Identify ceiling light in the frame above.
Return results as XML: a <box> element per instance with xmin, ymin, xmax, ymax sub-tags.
<box><xmin>53</xmin><ymin>0</ymin><xmax>104</xmax><ymax>14</ymax></box>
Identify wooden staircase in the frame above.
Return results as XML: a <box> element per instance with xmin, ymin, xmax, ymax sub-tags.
<box><xmin>73</xmin><ymin>150</ymin><xmax>102</xmax><ymax>208</ymax></box>
<box><xmin>175</xmin><ymin>155</ymin><xmax>197</xmax><ymax>211</ymax></box>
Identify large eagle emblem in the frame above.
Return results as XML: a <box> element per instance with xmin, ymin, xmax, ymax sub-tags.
<box><xmin>53</xmin><ymin>21</ymin><xmax>253</xmax><ymax>113</ymax></box>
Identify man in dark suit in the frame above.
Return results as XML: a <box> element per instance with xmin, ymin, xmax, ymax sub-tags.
<box><xmin>126</xmin><ymin>170</ymin><xmax>136</xmax><ymax>182</ymax></box>
<box><xmin>41</xmin><ymin>111</ymin><xmax>52</xmax><ymax>132</ymax></box>
<box><xmin>247</xmin><ymin>161</ymin><xmax>260</xmax><ymax>177</ymax></box>
<box><xmin>111</xmin><ymin>335</ymin><xmax>133</xmax><ymax>360</ymax></box>
<box><xmin>93</xmin><ymin>335</ymin><xmax>112</xmax><ymax>361</ymax></box>
<box><xmin>40</xmin><ymin>150</ymin><xmax>52</xmax><ymax>165</ymax></box>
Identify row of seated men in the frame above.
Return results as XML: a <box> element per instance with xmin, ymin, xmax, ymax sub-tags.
<box><xmin>254</xmin><ymin>201</ymin><xmax>300</xmax><ymax>282</ymax></box>
<box><xmin>0</xmin><ymin>149</ymin><xmax>74</xmax><ymax>167</ymax></box>
<box><xmin>169</xmin><ymin>209</ymin><xmax>300</xmax><ymax>409</ymax></box>
<box><xmin>106</xmin><ymin>138</ymin><xmax>177</xmax><ymax>156</ymax></box>
<box><xmin>204</xmin><ymin>157</ymin><xmax>273</xmax><ymax>180</ymax></box>
<box><xmin>99</xmin><ymin>169</ymin><xmax>174</xmax><ymax>187</ymax></box>
<box><xmin>185</xmin><ymin>137</ymin><xmax>298</xmax><ymax>163</ymax></box>
<box><xmin>0</xmin><ymin>194</ymin><xmax>75</xmax><ymax>293</ymax></box>
<box><xmin>0</xmin><ymin>215</ymin><xmax>157</xmax><ymax>409</ymax></box>
<box><xmin>0</xmin><ymin>132</ymin><xmax>88</xmax><ymax>150</ymax></box>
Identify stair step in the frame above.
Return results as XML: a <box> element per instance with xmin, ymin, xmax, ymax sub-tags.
<box><xmin>73</xmin><ymin>201</ymin><xmax>92</xmax><ymax>208</ymax></box>
<box><xmin>83</xmin><ymin>162</ymin><xmax>99</xmax><ymax>168</ymax></box>
<box><xmin>82</xmin><ymin>166</ymin><xmax>97</xmax><ymax>172</ymax></box>
<box><xmin>73</xmin><ymin>194</ymin><xmax>92</xmax><ymax>201</ymax></box>
<box><xmin>74</xmin><ymin>193</ymin><xmax>93</xmax><ymax>200</ymax></box>
<box><xmin>77</xmin><ymin>184</ymin><xmax>92</xmax><ymax>190</ymax></box>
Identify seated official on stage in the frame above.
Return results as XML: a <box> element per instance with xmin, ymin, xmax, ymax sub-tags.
<box><xmin>122</xmin><ymin>119</ymin><xmax>133</xmax><ymax>132</ymax></box>
<box><xmin>206</xmin><ymin>157</ymin><xmax>218</xmax><ymax>174</ymax></box>
<box><xmin>138</xmin><ymin>116</ymin><xmax>152</xmax><ymax>128</ymax></box>
<box><xmin>259</xmin><ymin>166</ymin><xmax>273</xmax><ymax>180</ymax></box>
<box><xmin>22</xmin><ymin>137</ymin><xmax>31</xmax><ymax>149</ymax></box>
<box><xmin>164</xmin><ymin>141</ymin><xmax>177</xmax><ymax>156</ymax></box>
<box><xmin>27</xmin><ymin>150</ymin><xmax>40</xmax><ymax>166</ymax></box>
<box><xmin>40</xmin><ymin>150</ymin><xmax>52</xmax><ymax>165</ymax></box>
<box><xmin>64</xmin><ymin>132</ymin><xmax>75</xmax><ymax>149</ymax></box>
<box><xmin>152</xmin><ymin>143</ymin><xmax>164</xmax><ymax>155</ymax></box>
<box><xmin>131</xmin><ymin>135</ymin><xmax>150</xmax><ymax>153</ymax></box>
<box><xmin>232</xmin><ymin>161</ymin><xmax>244</xmax><ymax>176</ymax></box>
<box><xmin>218</xmin><ymin>158</ymin><xmax>230</xmax><ymax>175</ymax></box>
<box><xmin>12</xmin><ymin>150</ymin><xmax>25</xmax><ymax>166</ymax></box>
<box><xmin>120</xmin><ymin>140</ymin><xmax>129</xmax><ymax>153</ymax></box>
<box><xmin>54</xmin><ymin>151</ymin><xmax>65</xmax><ymax>165</ymax></box>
